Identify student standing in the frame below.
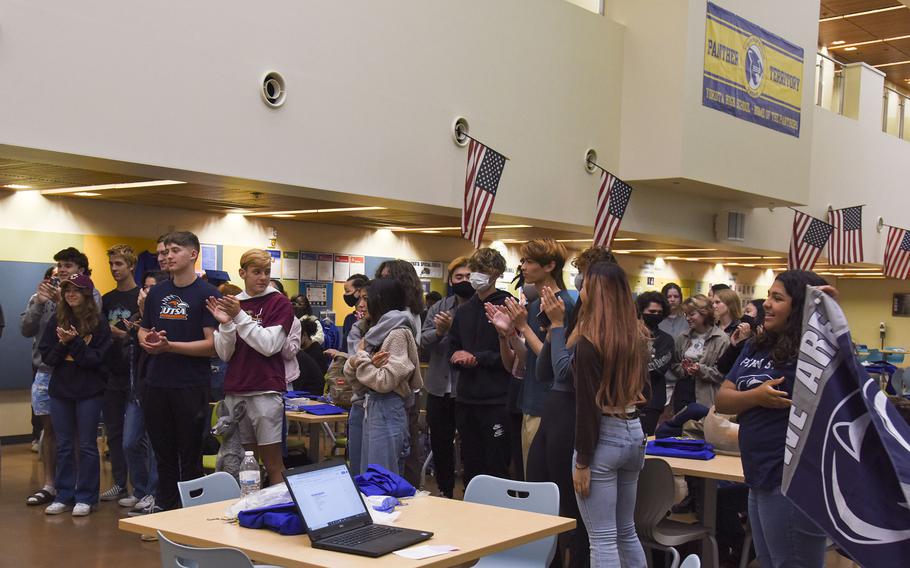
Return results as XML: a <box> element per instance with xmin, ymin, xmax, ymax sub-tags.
<box><xmin>139</xmin><ymin>231</ymin><xmax>220</xmax><ymax>511</ymax></box>
<box><xmin>210</xmin><ymin>249</ymin><xmax>294</xmax><ymax>486</ymax></box>
<box><xmin>293</xmin><ymin>318</ymin><xmax>329</xmax><ymax>394</ymax></box>
<box><xmin>39</xmin><ymin>274</ymin><xmax>112</xmax><ymax>516</ymax></box>
<box><xmin>344</xmin><ymin>278</ymin><xmax>423</xmax><ymax>475</ymax></box>
<box><xmin>712</xmin><ymin>288</ymin><xmax>743</xmax><ymax>336</ymax></box>
<box><xmin>419</xmin><ymin>256</ymin><xmax>471</xmax><ymax>498</ymax></box>
<box><xmin>448</xmin><ymin>248</ymin><xmax>514</xmax><ymax>486</ymax></box>
<box><xmin>715</xmin><ymin>271</ymin><xmax>830</xmax><ymax>568</ymax></box>
<box><xmin>99</xmin><ymin>244</ymin><xmax>140</xmax><ymax>504</ymax></box>
<box><xmin>571</xmin><ymin>262</ymin><xmax>648</xmax><ymax>567</ymax></box>
<box><xmin>670</xmin><ymin>295</ymin><xmax>729</xmax><ymax>411</ymax></box>
<box><xmin>635</xmin><ymin>292</ymin><xmax>674</xmax><ymax>436</ymax></box>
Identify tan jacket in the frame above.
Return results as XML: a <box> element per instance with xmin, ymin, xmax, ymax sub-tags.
<box><xmin>671</xmin><ymin>326</ymin><xmax>730</xmax><ymax>407</ymax></box>
<box><xmin>343</xmin><ymin>328</ymin><xmax>423</xmax><ymax>399</ymax></box>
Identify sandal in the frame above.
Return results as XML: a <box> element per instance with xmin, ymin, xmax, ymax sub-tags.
<box><xmin>26</xmin><ymin>489</ymin><xmax>55</xmax><ymax>506</ymax></box>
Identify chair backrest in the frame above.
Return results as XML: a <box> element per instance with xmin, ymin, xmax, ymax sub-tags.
<box><xmin>885</xmin><ymin>348</ymin><xmax>906</xmax><ymax>364</ymax></box>
<box><xmin>178</xmin><ymin>471</ymin><xmax>241</xmax><ymax>508</ymax></box>
<box><xmin>680</xmin><ymin>553</ymin><xmax>701</xmax><ymax>568</ymax></box>
<box><xmin>634</xmin><ymin>458</ymin><xmax>676</xmax><ymax>540</ymax></box>
<box><xmin>463</xmin><ymin>475</ymin><xmax>560</xmax><ymax>567</ymax></box>
<box><xmin>158</xmin><ymin>531</ymin><xmax>254</xmax><ymax>568</ymax></box>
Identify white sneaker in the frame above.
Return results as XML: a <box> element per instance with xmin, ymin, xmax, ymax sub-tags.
<box><xmin>118</xmin><ymin>494</ymin><xmax>139</xmax><ymax>508</ymax></box>
<box><xmin>72</xmin><ymin>503</ymin><xmax>93</xmax><ymax>517</ymax></box>
<box><xmin>45</xmin><ymin>502</ymin><xmax>72</xmax><ymax>515</ymax></box>
<box><xmin>128</xmin><ymin>495</ymin><xmax>158</xmax><ymax>516</ymax></box>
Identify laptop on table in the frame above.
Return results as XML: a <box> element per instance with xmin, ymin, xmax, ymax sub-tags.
<box><xmin>283</xmin><ymin>459</ymin><xmax>432</xmax><ymax>557</ymax></box>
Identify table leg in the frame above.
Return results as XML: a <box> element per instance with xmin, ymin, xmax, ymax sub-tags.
<box><xmin>308</xmin><ymin>423</ymin><xmax>322</xmax><ymax>463</ymax></box>
<box><xmin>700</xmin><ymin>478</ymin><xmax>719</xmax><ymax>568</ymax></box>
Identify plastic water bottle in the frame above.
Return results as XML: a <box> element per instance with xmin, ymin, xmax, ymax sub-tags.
<box><xmin>239</xmin><ymin>451</ymin><xmax>261</xmax><ymax>496</ymax></box>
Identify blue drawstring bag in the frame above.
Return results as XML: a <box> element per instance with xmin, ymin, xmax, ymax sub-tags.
<box><xmin>237</xmin><ymin>502</ymin><xmax>306</xmax><ymax>535</ymax></box>
<box><xmin>355</xmin><ymin>464</ymin><xmax>416</xmax><ymax>497</ymax></box>
<box><xmin>646</xmin><ymin>437</ymin><xmax>716</xmax><ymax>460</ymax></box>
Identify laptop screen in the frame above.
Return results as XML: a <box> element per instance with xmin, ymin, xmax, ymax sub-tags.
<box><xmin>286</xmin><ymin>463</ymin><xmax>368</xmax><ymax>532</ymax></box>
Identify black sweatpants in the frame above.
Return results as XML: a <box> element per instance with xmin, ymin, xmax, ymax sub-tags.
<box><xmin>103</xmin><ymin>387</ymin><xmax>129</xmax><ymax>488</ymax></box>
<box><xmin>426</xmin><ymin>394</ymin><xmax>457</xmax><ymax>497</ymax></box>
<box><xmin>143</xmin><ymin>385</ymin><xmax>209</xmax><ymax>510</ymax></box>
<box><xmin>526</xmin><ymin>390</ymin><xmax>590</xmax><ymax>568</ymax></box>
<box><xmin>456</xmin><ymin>402</ymin><xmax>510</xmax><ymax>488</ymax></box>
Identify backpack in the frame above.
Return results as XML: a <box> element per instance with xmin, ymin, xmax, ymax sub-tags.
<box><xmin>325</xmin><ymin>353</ymin><xmax>353</xmax><ymax>409</ymax></box>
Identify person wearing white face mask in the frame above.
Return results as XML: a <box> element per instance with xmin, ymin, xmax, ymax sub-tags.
<box><xmin>447</xmin><ymin>247</ymin><xmax>516</xmax><ymax>487</ymax></box>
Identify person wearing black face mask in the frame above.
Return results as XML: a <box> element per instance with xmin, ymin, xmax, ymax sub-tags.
<box><xmin>635</xmin><ymin>291</ymin><xmax>674</xmax><ymax>436</ymax></box>
<box><xmin>418</xmin><ymin>257</ymin><xmax>471</xmax><ymax>498</ymax></box>
<box><xmin>336</xmin><ymin>274</ymin><xmax>369</xmax><ymax>357</ymax></box>
<box><xmin>716</xmin><ymin>298</ymin><xmax>765</xmax><ymax>375</ymax></box>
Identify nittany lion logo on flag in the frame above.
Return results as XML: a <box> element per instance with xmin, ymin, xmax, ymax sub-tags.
<box><xmin>783</xmin><ymin>288</ymin><xmax>910</xmax><ymax>566</ymax></box>
<box><xmin>159</xmin><ymin>294</ymin><xmax>190</xmax><ymax>320</ymax></box>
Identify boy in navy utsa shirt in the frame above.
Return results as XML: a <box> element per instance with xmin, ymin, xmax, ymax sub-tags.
<box><xmin>139</xmin><ymin>231</ymin><xmax>220</xmax><ymax>511</ymax></box>
<box><xmin>209</xmin><ymin>249</ymin><xmax>294</xmax><ymax>486</ymax></box>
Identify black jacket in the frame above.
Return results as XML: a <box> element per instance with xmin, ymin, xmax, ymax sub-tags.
<box><xmin>447</xmin><ymin>289</ymin><xmax>515</xmax><ymax>405</ymax></box>
<box><xmin>646</xmin><ymin>329</ymin><xmax>674</xmax><ymax>410</ymax></box>
<box><xmin>39</xmin><ymin>319</ymin><xmax>111</xmax><ymax>400</ymax></box>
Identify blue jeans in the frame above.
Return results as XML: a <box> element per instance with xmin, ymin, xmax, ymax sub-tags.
<box><xmin>574</xmin><ymin>417</ymin><xmax>647</xmax><ymax>568</ymax></box>
<box><xmin>362</xmin><ymin>391</ymin><xmax>409</xmax><ymax>476</ymax></box>
<box><xmin>123</xmin><ymin>398</ymin><xmax>158</xmax><ymax>500</ymax></box>
<box><xmin>748</xmin><ymin>486</ymin><xmax>827</xmax><ymax>568</ymax></box>
<box><xmin>50</xmin><ymin>396</ymin><xmax>103</xmax><ymax>505</ymax></box>
<box><xmin>348</xmin><ymin>400</ymin><xmax>365</xmax><ymax>475</ymax></box>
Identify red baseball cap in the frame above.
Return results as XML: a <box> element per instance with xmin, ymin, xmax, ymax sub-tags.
<box><xmin>60</xmin><ymin>273</ymin><xmax>94</xmax><ymax>292</ymax></box>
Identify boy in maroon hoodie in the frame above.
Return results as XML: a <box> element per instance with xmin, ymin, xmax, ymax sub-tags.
<box><xmin>207</xmin><ymin>249</ymin><xmax>294</xmax><ymax>485</ymax></box>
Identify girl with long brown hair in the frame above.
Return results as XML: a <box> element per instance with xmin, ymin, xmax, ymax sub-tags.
<box><xmin>38</xmin><ymin>274</ymin><xmax>111</xmax><ymax>517</ymax></box>
<box><xmin>570</xmin><ymin>261</ymin><xmax>648</xmax><ymax>567</ymax></box>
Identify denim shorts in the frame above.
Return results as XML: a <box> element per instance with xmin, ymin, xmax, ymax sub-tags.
<box><xmin>31</xmin><ymin>370</ymin><xmax>51</xmax><ymax>416</ymax></box>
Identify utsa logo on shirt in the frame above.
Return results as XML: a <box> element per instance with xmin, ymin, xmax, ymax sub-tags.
<box><xmin>159</xmin><ymin>294</ymin><xmax>190</xmax><ymax>320</ymax></box>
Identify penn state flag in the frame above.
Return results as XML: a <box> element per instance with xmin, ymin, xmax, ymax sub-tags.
<box><xmin>783</xmin><ymin>287</ymin><xmax>910</xmax><ymax>567</ymax></box>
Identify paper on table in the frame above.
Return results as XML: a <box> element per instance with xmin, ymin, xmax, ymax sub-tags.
<box><xmin>393</xmin><ymin>545</ymin><xmax>459</xmax><ymax>560</ymax></box>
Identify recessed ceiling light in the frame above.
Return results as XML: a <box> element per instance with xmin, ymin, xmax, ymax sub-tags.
<box><xmin>73</xmin><ymin>192</ymin><xmax>102</xmax><ymax>197</ymax></box>
<box><xmin>227</xmin><ymin>209</ymin><xmax>253</xmax><ymax>215</ymax></box>
<box><xmin>420</xmin><ymin>230</ymin><xmax>442</xmax><ymax>234</ymax></box>
<box><xmin>40</xmin><ymin>180</ymin><xmax>185</xmax><ymax>195</ymax></box>
<box><xmin>3</xmin><ymin>183</ymin><xmax>32</xmax><ymax>189</ymax></box>
<box><xmin>831</xmin><ymin>40</ymin><xmax>846</xmax><ymax>45</ymax></box>
<box><xmin>844</xmin><ymin>47</ymin><xmax>858</xmax><ymax>51</ymax></box>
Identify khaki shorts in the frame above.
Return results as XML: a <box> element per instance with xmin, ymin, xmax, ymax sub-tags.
<box><xmin>224</xmin><ymin>393</ymin><xmax>284</xmax><ymax>446</ymax></box>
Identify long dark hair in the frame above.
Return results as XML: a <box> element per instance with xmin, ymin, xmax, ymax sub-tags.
<box><xmin>365</xmin><ymin>278</ymin><xmax>407</xmax><ymax>324</ymax></box>
<box><xmin>569</xmin><ymin>262</ymin><xmax>647</xmax><ymax>410</ymax></box>
<box><xmin>57</xmin><ymin>285</ymin><xmax>98</xmax><ymax>337</ymax></box>
<box><xmin>376</xmin><ymin>260</ymin><xmax>424</xmax><ymax>315</ymax></box>
<box><xmin>753</xmin><ymin>270</ymin><xmax>827</xmax><ymax>365</ymax></box>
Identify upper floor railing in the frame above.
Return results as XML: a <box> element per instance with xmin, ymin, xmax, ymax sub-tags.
<box><xmin>815</xmin><ymin>52</ymin><xmax>845</xmax><ymax>116</ymax></box>
<box><xmin>883</xmin><ymin>86</ymin><xmax>910</xmax><ymax>142</ymax></box>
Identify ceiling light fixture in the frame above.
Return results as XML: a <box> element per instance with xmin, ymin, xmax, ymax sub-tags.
<box><xmin>40</xmin><ymin>179</ymin><xmax>186</xmax><ymax>195</ymax></box>
<box><xmin>820</xmin><ymin>5</ymin><xmax>905</xmax><ymax>23</ymax></box>
<box><xmin>387</xmin><ymin>224</ymin><xmax>532</xmax><ymax>232</ymax></box>
<box><xmin>829</xmin><ymin>34</ymin><xmax>910</xmax><ymax>50</ymax></box>
<box><xmin>843</xmin><ymin>47</ymin><xmax>858</xmax><ymax>51</ymax></box>
<box><xmin>271</xmin><ymin>214</ymin><xmax>295</xmax><ymax>218</ymax></box>
<box><xmin>3</xmin><ymin>183</ymin><xmax>32</xmax><ymax>189</ymax></box>
<box><xmin>250</xmin><ymin>206</ymin><xmax>387</xmax><ymax>216</ymax></box>
<box><xmin>831</xmin><ymin>40</ymin><xmax>846</xmax><ymax>45</ymax></box>
<box><xmin>73</xmin><ymin>192</ymin><xmax>102</xmax><ymax>197</ymax></box>
<box><xmin>874</xmin><ymin>59</ymin><xmax>910</xmax><ymax>68</ymax></box>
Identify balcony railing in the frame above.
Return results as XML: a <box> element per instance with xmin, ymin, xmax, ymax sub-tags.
<box><xmin>815</xmin><ymin>52</ymin><xmax>845</xmax><ymax>115</ymax></box>
<box><xmin>882</xmin><ymin>86</ymin><xmax>910</xmax><ymax>142</ymax></box>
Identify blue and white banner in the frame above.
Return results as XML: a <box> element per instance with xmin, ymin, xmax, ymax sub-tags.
<box><xmin>783</xmin><ymin>287</ymin><xmax>910</xmax><ymax>566</ymax></box>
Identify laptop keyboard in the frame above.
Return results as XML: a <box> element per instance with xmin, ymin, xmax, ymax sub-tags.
<box><xmin>322</xmin><ymin>524</ymin><xmax>401</xmax><ymax>547</ymax></box>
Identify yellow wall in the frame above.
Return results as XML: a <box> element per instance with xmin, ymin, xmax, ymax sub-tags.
<box><xmin>837</xmin><ymin>279</ymin><xmax>910</xmax><ymax>351</ymax></box>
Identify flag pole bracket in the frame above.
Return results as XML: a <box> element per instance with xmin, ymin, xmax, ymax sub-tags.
<box><xmin>877</xmin><ymin>216</ymin><xmax>884</xmax><ymax>233</ymax></box>
<box><xmin>584</xmin><ymin>149</ymin><xmax>599</xmax><ymax>174</ymax></box>
<box><xmin>452</xmin><ymin>117</ymin><xmax>470</xmax><ymax>147</ymax></box>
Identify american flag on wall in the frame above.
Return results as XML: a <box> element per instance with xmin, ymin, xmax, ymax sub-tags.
<box><xmin>594</xmin><ymin>169</ymin><xmax>633</xmax><ymax>248</ymax></box>
<box><xmin>462</xmin><ymin>139</ymin><xmax>506</xmax><ymax>248</ymax></box>
<box><xmin>884</xmin><ymin>226</ymin><xmax>910</xmax><ymax>280</ymax></box>
<box><xmin>827</xmin><ymin>206</ymin><xmax>864</xmax><ymax>265</ymax></box>
<box><xmin>788</xmin><ymin>210</ymin><xmax>833</xmax><ymax>271</ymax></box>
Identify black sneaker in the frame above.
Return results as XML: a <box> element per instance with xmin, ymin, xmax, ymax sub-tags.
<box><xmin>100</xmin><ymin>485</ymin><xmax>128</xmax><ymax>502</ymax></box>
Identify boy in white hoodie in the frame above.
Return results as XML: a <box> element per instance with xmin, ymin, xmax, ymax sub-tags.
<box><xmin>208</xmin><ymin>249</ymin><xmax>294</xmax><ymax>486</ymax></box>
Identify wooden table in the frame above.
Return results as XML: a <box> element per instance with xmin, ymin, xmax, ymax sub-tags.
<box><xmin>119</xmin><ymin>496</ymin><xmax>575</xmax><ymax>567</ymax></box>
<box><xmin>646</xmin><ymin>452</ymin><xmax>744</xmax><ymax>568</ymax></box>
<box><xmin>286</xmin><ymin>410</ymin><xmax>349</xmax><ymax>463</ymax></box>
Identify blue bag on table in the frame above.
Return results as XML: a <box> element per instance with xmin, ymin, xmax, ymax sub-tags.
<box><xmin>237</xmin><ymin>502</ymin><xmax>306</xmax><ymax>535</ymax></box>
<box><xmin>646</xmin><ymin>437</ymin><xmax>715</xmax><ymax>460</ymax></box>
<box><xmin>355</xmin><ymin>464</ymin><xmax>416</xmax><ymax>497</ymax></box>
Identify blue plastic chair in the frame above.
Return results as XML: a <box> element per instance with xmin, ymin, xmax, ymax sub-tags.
<box><xmin>884</xmin><ymin>347</ymin><xmax>906</xmax><ymax>365</ymax></box>
<box><xmin>177</xmin><ymin>471</ymin><xmax>241</xmax><ymax>508</ymax></box>
<box><xmin>463</xmin><ymin>475</ymin><xmax>560</xmax><ymax>568</ymax></box>
<box><xmin>158</xmin><ymin>531</ymin><xmax>281</xmax><ymax>568</ymax></box>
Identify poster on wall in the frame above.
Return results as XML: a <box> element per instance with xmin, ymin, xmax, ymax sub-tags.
<box><xmin>282</xmin><ymin>251</ymin><xmax>299</xmax><ymax>280</ymax></box>
<box><xmin>893</xmin><ymin>293</ymin><xmax>910</xmax><ymax>317</ymax></box>
<box><xmin>349</xmin><ymin>256</ymin><xmax>366</xmax><ymax>277</ymax></box>
<box><xmin>334</xmin><ymin>255</ymin><xmax>351</xmax><ymax>282</ymax></box>
<box><xmin>306</xmin><ymin>284</ymin><xmax>328</xmax><ymax>306</ymax></box>
<box><xmin>411</xmin><ymin>260</ymin><xmax>444</xmax><ymax>279</ymax></box>
<box><xmin>300</xmin><ymin>252</ymin><xmax>318</xmax><ymax>281</ymax></box>
<box><xmin>200</xmin><ymin>244</ymin><xmax>218</xmax><ymax>271</ymax></box>
<box><xmin>316</xmin><ymin>254</ymin><xmax>334</xmax><ymax>282</ymax></box>
<box><xmin>267</xmin><ymin>249</ymin><xmax>281</xmax><ymax>276</ymax></box>
<box><xmin>703</xmin><ymin>2</ymin><xmax>804</xmax><ymax>138</ymax></box>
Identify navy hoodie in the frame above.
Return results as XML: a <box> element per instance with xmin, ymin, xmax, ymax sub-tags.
<box><xmin>447</xmin><ymin>289</ymin><xmax>515</xmax><ymax>405</ymax></box>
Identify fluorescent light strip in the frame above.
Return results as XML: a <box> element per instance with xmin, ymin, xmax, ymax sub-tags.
<box><xmin>73</xmin><ymin>192</ymin><xmax>102</xmax><ymax>197</ymax></box>
<box><xmin>40</xmin><ymin>180</ymin><xmax>185</xmax><ymax>195</ymax></box>
<box><xmin>250</xmin><ymin>206</ymin><xmax>388</xmax><ymax>217</ymax></box>
<box><xmin>388</xmin><ymin>224</ymin><xmax>531</xmax><ymax>232</ymax></box>
<box><xmin>829</xmin><ymin>34</ymin><xmax>910</xmax><ymax>50</ymax></box>
<box><xmin>614</xmin><ymin>248</ymin><xmax>718</xmax><ymax>254</ymax></box>
<box><xmin>3</xmin><ymin>183</ymin><xmax>32</xmax><ymax>189</ymax></box>
<box><xmin>820</xmin><ymin>5</ymin><xmax>905</xmax><ymax>22</ymax></box>
<box><xmin>874</xmin><ymin>60</ymin><xmax>910</xmax><ymax>68</ymax></box>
